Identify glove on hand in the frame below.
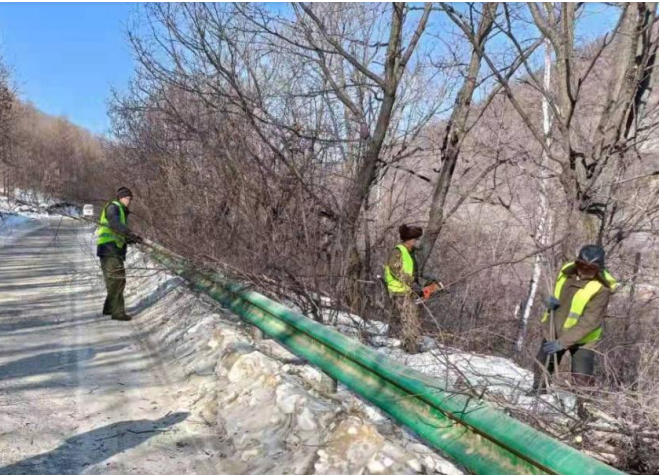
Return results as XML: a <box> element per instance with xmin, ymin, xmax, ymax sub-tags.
<box><xmin>127</xmin><ymin>234</ymin><xmax>143</xmax><ymax>245</ymax></box>
<box><xmin>542</xmin><ymin>340</ymin><xmax>564</xmax><ymax>355</ymax></box>
<box><xmin>410</xmin><ymin>283</ymin><xmax>423</xmax><ymax>297</ymax></box>
<box><xmin>546</xmin><ymin>296</ymin><xmax>560</xmax><ymax>311</ymax></box>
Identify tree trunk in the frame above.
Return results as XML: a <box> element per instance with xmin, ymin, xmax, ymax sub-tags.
<box><xmin>624</xmin><ymin>251</ymin><xmax>642</xmax><ymax>341</ymax></box>
<box><xmin>564</xmin><ymin>3</ymin><xmax>658</xmax><ymax>256</ymax></box>
<box><xmin>417</xmin><ymin>5</ymin><xmax>496</xmax><ymax>272</ymax></box>
<box><xmin>514</xmin><ymin>40</ymin><xmax>553</xmax><ymax>354</ymax></box>
<box><xmin>337</xmin><ymin>4</ymin><xmax>410</xmax><ymax>305</ymax></box>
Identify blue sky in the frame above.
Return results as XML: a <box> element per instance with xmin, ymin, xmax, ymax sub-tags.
<box><xmin>0</xmin><ymin>3</ymin><xmax>620</xmax><ymax>138</ymax></box>
<box><xmin>0</xmin><ymin>3</ymin><xmax>137</xmax><ymax>136</ymax></box>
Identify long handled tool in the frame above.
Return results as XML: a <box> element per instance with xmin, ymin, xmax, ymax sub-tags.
<box><xmin>540</xmin><ymin>308</ymin><xmax>560</xmax><ymax>393</ymax></box>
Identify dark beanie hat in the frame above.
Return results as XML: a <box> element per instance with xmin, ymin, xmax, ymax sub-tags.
<box><xmin>117</xmin><ymin>187</ymin><xmax>133</xmax><ymax>199</ymax></box>
<box><xmin>399</xmin><ymin>224</ymin><xmax>423</xmax><ymax>241</ymax></box>
<box><xmin>577</xmin><ymin>244</ymin><xmax>605</xmax><ymax>269</ymax></box>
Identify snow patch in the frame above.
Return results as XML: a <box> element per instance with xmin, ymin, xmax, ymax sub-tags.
<box><xmin>113</xmin><ymin>246</ymin><xmax>464</xmax><ymax>474</ymax></box>
<box><xmin>0</xmin><ymin>212</ymin><xmax>40</xmax><ymax>248</ymax></box>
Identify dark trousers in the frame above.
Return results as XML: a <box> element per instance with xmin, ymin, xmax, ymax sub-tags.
<box><xmin>101</xmin><ymin>256</ymin><xmax>126</xmax><ymax>318</ymax></box>
<box><xmin>533</xmin><ymin>339</ymin><xmax>595</xmax><ymax>388</ymax></box>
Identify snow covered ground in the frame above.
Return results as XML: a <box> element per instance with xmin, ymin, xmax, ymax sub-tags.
<box><xmin>113</xmin><ymin>240</ymin><xmax>585</xmax><ymax>474</ymax></box>
<box><xmin>0</xmin><ymin>190</ymin><xmax>81</xmax><ymax>217</ymax></box>
<box><xmin>119</xmin><ymin>246</ymin><xmax>467</xmax><ymax>475</ymax></box>
<box><xmin>0</xmin><ymin>218</ymin><xmax>229</xmax><ymax>475</ymax></box>
<box><xmin>0</xmin><ymin>196</ymin><xmax>48</xmax><ymax>248</ymax></box>
<box><xmin>317</xmin><ymin>308</ymin><xmax>577</xmax><ymax>415</ymax></box>
<box><xmin>0</xmin><ymin>205</ymin><xmax>590</xmax><ymax>474</ymax></box>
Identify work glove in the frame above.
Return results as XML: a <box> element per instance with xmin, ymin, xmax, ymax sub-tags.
<box><xmin>410</xmin><ymin>282</ymin><xmax>423</xmax><ymax>297</ymax></box>
<box><xmin>542</xmin><ymin>340</ymin><xmax>564</xmax><ymax>355</ymax></box>
<box><xmin>546</xmin><ymin>296</ymin><xmax>560</xmax><ymax>311</ymax></box>
<box><xmin>127</xmin><ymin>234</ymin><xmax>144</xmax><ymax>245</ymax></box>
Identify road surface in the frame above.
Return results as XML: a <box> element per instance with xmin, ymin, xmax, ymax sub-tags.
<box><xmin>0</xmin><ymin>218</ymin><xmax>224</xmax><ymax>474</ymax></box>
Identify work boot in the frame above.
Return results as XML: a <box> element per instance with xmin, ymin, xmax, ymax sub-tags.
<box><xmin>111</xmin><ymin>314</ymin><xmax>133</xmax><ymax>321</ymax></box>
<box><xmin>526</xmin><ymin>376</ymin><xmax>551</xmax><ymax>397</ymax></box>
<box><xmin>576</xmin><ymin>400</ymin><xmax>596</xmax><ymax>421</ymax></box>
<box><xmin>525</xmin><ymin>386</ymin><xmax>549</xmax><ymax>397</ymax></box>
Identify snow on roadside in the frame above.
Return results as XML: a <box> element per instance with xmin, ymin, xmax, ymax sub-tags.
<box><xmin>0</xmin><ymin>213</ymin><xmax>31</xmax><ymax>232</ymax></box>
<box><xmin>0</xmin><ymin>191</ymin><xmax>81</xmax><ymax>217</ymax></box>
<box><xmin>316</xmin><ymin>307</ymin><xmax>577</xmax><ymax>416</ymax></box>
<box><xmin>68</xmin><ymin>221</ymin><xmax>576</xmax><ymax>474</ymax></box>
<box><xmin>316</xmin><ymin>307</ymin><xmax>532</xmax><ymax>393</ymax></box>
<box><xmin>113</xmin><ymin>247</ymin><xmax>466</xmax><ymax>475</ymax></box>
<box><xmin>0</xmin><ymin>196</ymin><xmax>46</xmax><ymax>248</ymax></box>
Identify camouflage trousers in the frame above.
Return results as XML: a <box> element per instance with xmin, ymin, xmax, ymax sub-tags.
<box><xmin>388</xmin><ymin>294</ymin><xmax>422</xmax><ymax>354</ymax></box>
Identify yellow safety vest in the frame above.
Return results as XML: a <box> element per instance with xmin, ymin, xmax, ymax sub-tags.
<box><xmin>542</xmin><ymin>263</ymin><xmax>618</xmax><ymax>344</ymax></box>
<box><xmin>384</xmin><ymin>245</ymin><xmax>414</xmax><ymax>295</ymax></box>
<box><xmin>96</xmin><ymin>201</ymin><xmax>127</xmax><ymax>249</ymax></box>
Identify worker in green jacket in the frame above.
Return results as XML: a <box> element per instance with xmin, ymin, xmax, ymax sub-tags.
<box><xmin>96</xmin><ymin>187</ymin><xmax>143</xmax><ymax>321</ymax></box>
<box><xmin>531</xmin><ymin>245</ymin><xmax>618</xmax><ymax>393</ymax></box>
<box><xmin>383</xmin><ymin>224</ymin><xmax>439</xmax><ymax>354</ymax></box>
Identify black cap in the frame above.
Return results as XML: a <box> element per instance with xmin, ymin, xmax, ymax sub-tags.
<box><xmin>399</xmin><ymin>224</ymin><xmax>423</xmax><ymax>241</ymax></box>
<box><xmin>577</xmin><ymin>245</ymin><xmax>605</xmax><ymax>269</ymax></box>
<box><xmin>117</xmin><ymin>187</ymin><xmax>133</xmax><ymax>199</ymax></box>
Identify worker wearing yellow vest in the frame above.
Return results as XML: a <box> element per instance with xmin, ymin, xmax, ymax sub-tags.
<box><xmin>96</xmin><ymin>187</ymin><xmax>143</xmax><ymax>321</ymax></box>
<box><xmin>383</xmin><ymin>224</ymin><xmax>439</xmax><ymax>354</ymax></box>
<box><xmin>531</xmin><ymin>245</ymin><xmax>618</xmax><ymax>393</ymax></box>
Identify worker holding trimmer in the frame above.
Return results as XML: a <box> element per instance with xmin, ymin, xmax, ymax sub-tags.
<box><xmin>383</xmin><ymin>224</ymin><xmax>443</xmax><ymax>353</ymax></box>
<box><xmin>97</xmin><ymin>187</ymin><xmax>143</xmax><ymax>321</ymax></box>
<box><xmin>530</xmin><ymin>245</ymin><xmax>618</xmax><ymax>394</ymax></box>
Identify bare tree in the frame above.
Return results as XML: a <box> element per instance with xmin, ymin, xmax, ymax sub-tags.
<box><xmin>446</xmin><ymin>2</ymin><xmax>658</xmax><ymax>257</ymax></box>
<box><xmin>295</xmin><ymin>3</ymin><xmax>433</xmax><ymax>284</ymax></box>
<box><xmin>514</xmin><ymin>39</ymin><xmax>554</xmax><ymax>354</ymax></box>
<box><xmin>0</xmin><ymin>57</ymin><xmax>15</xmax><ymax>186</ymax></box>
<box><xmin>417</xmin><ymin>3</ymin><xmax>551</xmax><ymax>270</ymax></box>
<box><xmin>121</xmin><ymin>2</ymin><xmax>441</xmax><ymax>305</ymax></box>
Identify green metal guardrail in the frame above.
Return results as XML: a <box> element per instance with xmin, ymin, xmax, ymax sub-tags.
<box><xmin>147</xmin><ymin>242</ymin><xmax>626</xmax><ymax>475</ymax></box>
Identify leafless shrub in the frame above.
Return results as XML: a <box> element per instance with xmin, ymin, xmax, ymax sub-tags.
<box><xmin>3</xmin><ymin>3</ymin><xmax>657</xmax><ymax>470</ymax></box>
